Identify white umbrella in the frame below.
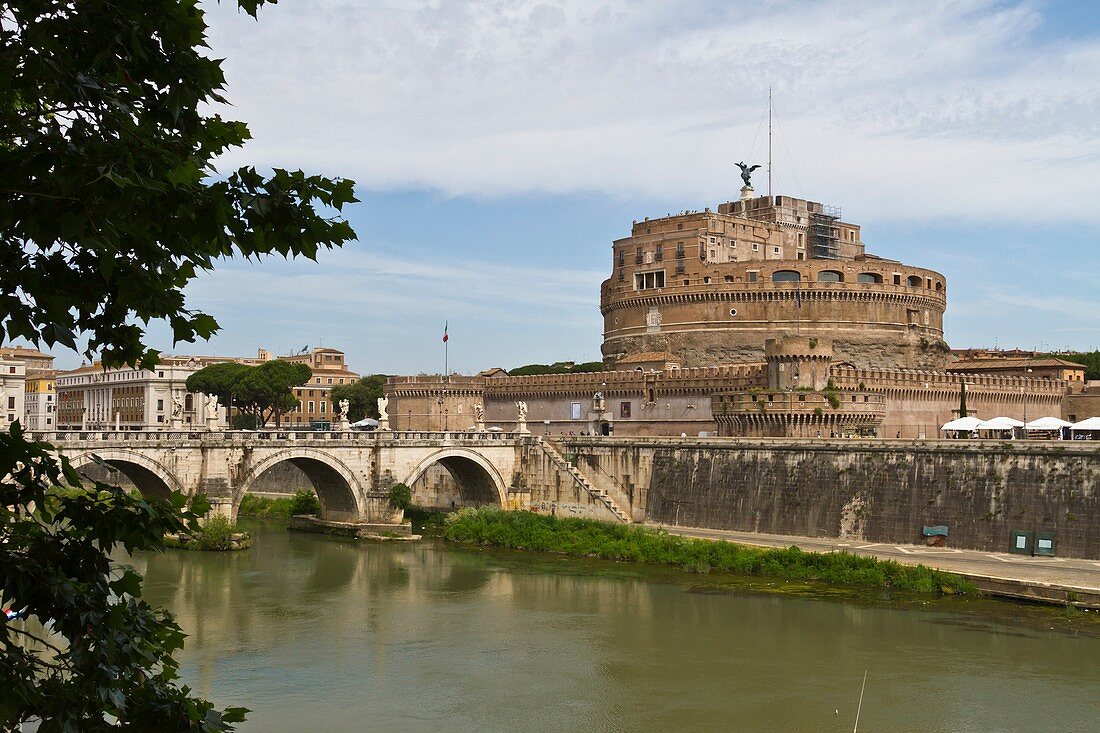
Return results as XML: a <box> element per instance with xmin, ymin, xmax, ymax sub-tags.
<box><xmin>350</xmin><ymin>418</ymin><xmax>379</xmax><ymax>428</ymax></box>
<box><xmin>1025</xmin><ymin>417</ymin><xmax>1072</xmax><ymax>431</ymax></box>
<box><xmin>981</xmin><ymin>416</ymin><xmax>1025</xmax><ymax>430</ymax></box>
<box><xmin>941</xmin><ymin>416</ymin><xmax>983</xmax><ymax>431</ymax></box>
<box><xmin>1070</xmin><ymin>417</ymin><xmax>1100</xmax><ymax>431</ymax></box>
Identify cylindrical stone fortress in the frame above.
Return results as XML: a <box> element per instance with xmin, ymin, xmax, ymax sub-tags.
<box><xmin>600</xmin><ymin>194</ymin><xmax>949</xmax><ymax>370</ymax></box>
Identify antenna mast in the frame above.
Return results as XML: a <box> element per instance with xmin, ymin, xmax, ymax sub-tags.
<box><xmin>767</xmin><ymin>86</ymin><xmax>773</xmax><ymax>197</ymax></box>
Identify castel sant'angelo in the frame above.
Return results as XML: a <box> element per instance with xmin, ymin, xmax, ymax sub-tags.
<box><xmin>387</xmin><ymin>176</ymin><xmax>1073</xmax><ymax>439</ymax></box>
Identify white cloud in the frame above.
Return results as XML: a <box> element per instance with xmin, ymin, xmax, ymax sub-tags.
<box><xmin>201</xmin><ymin>0</ymin><xmax>1100</xmax><ymax>221</ymax></box>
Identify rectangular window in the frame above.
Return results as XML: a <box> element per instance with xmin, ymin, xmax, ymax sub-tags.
<box><xmin>748</xmin><ymin>271</ymin><xmax>759</xmax><ymax>283</ymax></box>
<box><xmin>327</xmin><ymin>378</ymin><xmax>333</xmax><ymax>384</ymax></box>
<box><xmin>7</xmin><ymin>396</ymin><xmax>14</xmax><ymax>409</ymax></box>
<box><xmin>634</xmin><ymin>270</ymin><xmax>665</xmax><ymax>290</ymax></box>
<box><xmin>570</xmin><ymin>402</ymin><xmax>582</xmax><ymax>420</ymax></box>
<box><xmin>618</xmin><ymin>250</ymin><xmax>625</xmax><ymax>267</ymax></box>
<box><xmin>46</xmin><ymin>417</ymin><xmax>52</xmax><ymax>425</ymax></box>
<box><xmin>676</xmin><ymin>242</ymin><xmax>685</xmax><ymax>257</ymax></box>
<box><xmin>157</xmin><ymin>399</ymin><xmax>164</xmax><ymax>411</ymax></box>
<box><xmin>308</xmin><ymin>401</ymin><xmax>315</xmax><ymax>412</ymax></box>
<box><xmin>320</xmin><ymin>401</ymin><xmax>326</xmax><ymax>414</ymax></box>
<box><xmin>752</xmin><ymin>243</ymin><xmax>759</xmax><ymax>251</ymax></box>
<box><xmin>635</xmin><ymin>246</ymin><xmax>643</xmax><ymax>264</ymax></box>
<box><xmin>655</xmin><ymin>244</ymin><xmax>663</xmax><ymax>261</ymax></box>
<box><xmin>619</xmin><ymin>401</ymin><xmax>632</xmax><ymax>419</ymax></box>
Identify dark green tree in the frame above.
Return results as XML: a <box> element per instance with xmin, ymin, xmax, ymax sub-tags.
<box><xmin>185</xmin><ymin>362</ymin><xmax>253</xmax><ymax>424</ymax></box>
<box><xmin>508</xmin><ymin>361</ymin><xmax>605</xmax><ymax>376</ymax></box>
<box><xmin>1</xmin><ymin>1</ymin><xmax>356</xmax><ymax>729</ymax></box>
<box><xmin>235</xmin><ymin>360</ymin><xmax>311</xmax><ymax>427</ymax></box>
<box><xmin>330</xmin><ymin>374</ymin><xmax>387</xmax><ymax>422</ymax></box>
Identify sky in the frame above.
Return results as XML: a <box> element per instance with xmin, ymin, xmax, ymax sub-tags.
<box><xmin>44</xmin><ymin>1</ymin><xmax>1100</xmax><ymax>373</ymax></box>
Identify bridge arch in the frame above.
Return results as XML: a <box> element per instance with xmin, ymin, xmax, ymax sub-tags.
<box><xmin>403</xmin><ymin>448</ymin><xmax>508</xmax><ymax>509</ymax></box>
<box><xmin>67</xmin><ymin>449</ymin><xmax>184</xmax><ymax>501</ymax></box>
<box><xmin>237</xmin><ymin>449</ymin><xmax>361</xmax><ymax>522</ymax></box>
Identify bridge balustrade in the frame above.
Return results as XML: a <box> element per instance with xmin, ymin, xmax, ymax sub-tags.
<box><xmin>30</xmin><ymin>429</ymin><xmax>528</xmax><ymax>444</ymax></box>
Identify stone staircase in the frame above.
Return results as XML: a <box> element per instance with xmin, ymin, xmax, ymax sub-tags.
<box><xmin>537</xmin><ymin>439</ymin><xmax>631</xmax><ymax>523</ymax></box>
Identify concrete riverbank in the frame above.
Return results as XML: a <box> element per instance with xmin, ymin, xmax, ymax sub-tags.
<box><xmin>658</xmin><ymin>524</ymin><xmax>1100</xmax><ymax>608</ymax></box>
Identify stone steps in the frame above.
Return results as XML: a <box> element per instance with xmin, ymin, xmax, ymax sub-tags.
<box><xmin>538</xmin><ymin>440</ymin><xmax>631</xmax><ymax>523</ymax></box>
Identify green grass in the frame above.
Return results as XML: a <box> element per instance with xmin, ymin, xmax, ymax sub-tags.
<box><xmin>238</xmin><ymin>490</ymin><xmax>321</xmax><ymax>519</ymax></box>
<box><xmin>443</xmin><ymin>509</ymin><xmax>976</xmax><ymax>596</ymax></box>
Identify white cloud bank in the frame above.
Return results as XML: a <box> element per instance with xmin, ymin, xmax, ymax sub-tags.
<box><xmin>203</xmin><ymin>0</ymin><xmax>1100</xmax><ymax>222</ymax></box>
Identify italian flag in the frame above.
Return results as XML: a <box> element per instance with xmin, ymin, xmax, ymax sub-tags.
<box><xmin>442</xmin><ymin>322</ymin><xmax>449</xmax><ymax>343</ymax></box>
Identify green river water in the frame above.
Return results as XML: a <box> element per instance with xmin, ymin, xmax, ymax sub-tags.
<box><xmin>127</xmin><ymin>522</ymin><xmax>1100</xmax><ymax>733</ymax></box>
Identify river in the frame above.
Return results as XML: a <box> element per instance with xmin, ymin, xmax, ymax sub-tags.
<box><xmin>129</xmin><ymin>523</ymin><xmax>1100</xmax><ymax>733</ymax></box>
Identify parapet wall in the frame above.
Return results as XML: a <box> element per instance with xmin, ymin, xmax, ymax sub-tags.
<box><xmin>559</xmin><ymin>438</ymin><xmax>1100</xmax><ymax>559</ymax></box>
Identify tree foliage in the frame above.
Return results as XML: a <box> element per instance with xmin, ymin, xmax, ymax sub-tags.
<box><xmin>1044</xmin><ymin>351</ymin><xmax>1100</xmax><ymax>380</ymax></box>
<box><xmin>1</xmin><ymin>0</ymin><xmax>357</xmax><ymax>728</ymax></box>
<box><xmin>185</xmin><ymin>363</ymin><xmax>251</xmax><ymax>405</ymax></box>
<box><xmin>0</xmin><ymin>426</ymin><xmax>246</xmax><ymax>730</ymax></box>
<box><xmin>0</xmin><ymin>0</ymin><xmax>356</xmax><ymax>370</ymax></box>
<box><xmin>507</xmin><ymin>361</ymin><xmax>605</xmax><ymax>376</ymax></box>
<box><xmin>235</xmin><ymin>360</ymin><xmax>311</xmax><ymax>427</ymax></box>
<box><xmin>329</xmin><ymin>374</ymin><xmax>387</xmax><ymax>422</ymax></box>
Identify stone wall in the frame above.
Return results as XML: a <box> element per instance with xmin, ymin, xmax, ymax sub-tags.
<box><xmin>560</xmin><ymin>438</ymin><xmax>1100</xmax><ymax>559</ymax></box>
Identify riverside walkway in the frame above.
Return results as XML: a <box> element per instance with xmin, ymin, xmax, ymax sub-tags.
<box><xmin>657</xmin><ymin>524</ymin><xmax>1100</xmax><ymax>608</ymax></box>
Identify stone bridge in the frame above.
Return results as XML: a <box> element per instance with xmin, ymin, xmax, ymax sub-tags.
<box><xmin>31</xmin><ymin>430</ymin><xmax>632</xmax><ymax>525</ymax></box>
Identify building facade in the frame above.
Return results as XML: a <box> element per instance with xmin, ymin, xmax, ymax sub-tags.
<box><xmin>55</xmin><ymin>357</ymin><xmax>223</xmax><ymax>430</ymax></box>
<box><xmin>53</xmin><ymin>346</ymin><xmax>360</xmax><ymax>430</ymax></box>
<box><xmin>0</xmin><ymin>359</ymin><xmax>26</xmax><ymax>429</ymax></box>
<box><xmin>285</xmin><ymin>348</ymin><xmax>360</xmax><ymax>426</ymax></box>
<box><xmin>23</xmin><ymin>371</ymin><xmax>56</xmax><ymax>431</ymax></box>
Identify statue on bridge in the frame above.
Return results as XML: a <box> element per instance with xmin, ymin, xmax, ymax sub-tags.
<box><xmin>515</xmin><ymin>401</ymin><xmax>529</xmax><ymax>434</ymax></box>
<box><xmin>474</xmin><ymin>403</ymin><xmax>485</xmax><ymax>432</ymax></box>
<box><xmin>593</xmin><ymin>391</ymin><xmax>605</xmax><ymax>413</ymax></box>
<box><xmin>336</xmin><ymin>398</ymin><xmax>350</xmax><ymax>431</ymax></box>
<box><xmin>377</xmin><ymin>396</ymin><xmax>390</xmax><ymax>431</ymax></box>
<box><xmin>170</xmin><ymin>394</ymin><xmax>184</xmax><ymax>430</ymax></box>
<box><xmin>204</xmin><ymin>394</ymin><xmax>222</xmax><ymax>431</ymax></box>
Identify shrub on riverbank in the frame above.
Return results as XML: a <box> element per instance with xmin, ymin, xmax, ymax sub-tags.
<box><xmin>443</xmin><ymin>509</ymin><xmax>976</xmax><ymax>595</ymax></box>
<box><xmin>237</xmin><ymin>490</ymin><xmax>321</xmax><ymax>519</ymax></box>
<box><xmin>165</xmin><ymin>516</ymin><xmax>250</xmax><ymax>551</ymax></box>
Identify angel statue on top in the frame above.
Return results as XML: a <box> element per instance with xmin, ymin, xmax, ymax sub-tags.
<box><xmin>736</xmin><ymin>161</ymin><xmax>761</xmax><ymax>188</ymax></box>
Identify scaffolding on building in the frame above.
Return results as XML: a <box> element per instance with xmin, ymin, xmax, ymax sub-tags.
<box><xmin>809</xmin><ymin>204</ymin><xmax>841</xmax><ymax>259</ymax></box>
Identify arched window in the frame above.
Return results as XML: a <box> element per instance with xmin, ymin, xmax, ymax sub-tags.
<box><xmin>817</xmin><ymin>270</ymin><xmax>843</xmax><ymax>283</ymax></box>
<box><xmin>184</xmin><ymin>394</ymin><xmax>193</xmax><ymax>411</ymax></box>
<box><xmin>907</xmin><ymin>275</ymin><xmax>923</xmax><ymax>287</ymax></box>
<box><xmin>771</xmin><ymin>270</ymin><xmax>801</xmax><ymax>282</ymax></box>
<box><xmin>857</xmin><ymin>273</ymin><xmax>882</xmax><ymax>284</ymax></box>
<box><xmin>935</xmin><ymin>281</ymin><xmax>943</xmax><ymax>292</ymax></box>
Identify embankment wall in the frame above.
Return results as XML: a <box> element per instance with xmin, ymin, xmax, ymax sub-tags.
<box><xmin>559</xmin><ymin>438</ymin><xmax>1100</xmax><ymax>558</ymax></box>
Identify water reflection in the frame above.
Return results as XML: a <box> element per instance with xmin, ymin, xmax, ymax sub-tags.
<box><xmin>131</xmin><ymin>526</ymin><xmax>1100</xmax><ymax>733</ymax></box>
